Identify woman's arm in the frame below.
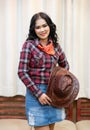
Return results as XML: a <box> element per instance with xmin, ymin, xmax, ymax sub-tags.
<box><xmin>18</xmin><ymin>42</ymin><xmax>43</xmax><ymax>98</ymax></box>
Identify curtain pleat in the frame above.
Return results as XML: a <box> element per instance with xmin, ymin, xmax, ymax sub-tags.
<box><xmin>0</xmin><ymin>0</ymin><xmax>90</xmax><ymax>98</ymax></box>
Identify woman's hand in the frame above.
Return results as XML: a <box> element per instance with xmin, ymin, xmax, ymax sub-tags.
<box><xmin>38</xmin><ymin>93</ymin><xmax>52</xmax><ymax>105</ymax></box>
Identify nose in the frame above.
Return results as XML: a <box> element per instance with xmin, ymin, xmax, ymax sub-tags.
<box><xmin>40</xmin><ymin>27</ymin><xmax>44</xmax><ymax>32</ymax></box>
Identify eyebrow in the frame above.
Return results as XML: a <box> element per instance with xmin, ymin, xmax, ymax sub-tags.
<box><xmin>35</xmin><ymin>23</ymin><xmax>48</xmax><ymax>28</ymax></box>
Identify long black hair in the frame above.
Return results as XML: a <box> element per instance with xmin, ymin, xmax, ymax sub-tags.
<box><xmin>26</xmin><ymin>12</ymin><xmax>58</xmax><ymax>47</ymax></box>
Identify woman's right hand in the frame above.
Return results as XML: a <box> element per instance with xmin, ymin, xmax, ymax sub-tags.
<box><xmin>38</xmin><ymin>93</ymin><xmax>52</xmax><ymax>105</ymax></box>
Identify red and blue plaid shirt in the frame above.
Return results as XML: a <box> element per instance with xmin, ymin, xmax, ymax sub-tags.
<box><xmin>18</xmin><ymin>39</ymin><xmax>69</xmax><ymax>98</ymax></box>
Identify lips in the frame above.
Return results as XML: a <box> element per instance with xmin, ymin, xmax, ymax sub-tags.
<box><xmin>40</xmin><ymin>32</ymin><xmax>47</xmax><ymax>36</ymax></box>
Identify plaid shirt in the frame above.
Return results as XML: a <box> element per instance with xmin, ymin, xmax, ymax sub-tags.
<box><xmin>18</xmin><ymin>39</ymin><xmax>69</xmax><ymax>98</ymax></box>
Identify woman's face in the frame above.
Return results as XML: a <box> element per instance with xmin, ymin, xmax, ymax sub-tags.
<box><xmin>35</xmin><ymin>18</ymin><xmax>50</xmax><ymax>42</ymax></box>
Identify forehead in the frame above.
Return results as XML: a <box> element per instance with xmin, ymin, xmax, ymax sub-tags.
<box><xmin>35</xmin><ymin>18</ymin><xmax>47</xmax><ymax>26</ymax></box>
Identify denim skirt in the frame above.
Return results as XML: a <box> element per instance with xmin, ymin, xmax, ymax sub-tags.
<box><xmin>25</xmin><ymin>84</ymin><xmax>66</xmax><ymax>127</ymax></box>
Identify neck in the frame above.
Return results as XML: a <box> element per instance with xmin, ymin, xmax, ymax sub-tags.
<box><xmin>40</xmin><ymin>39</ymin><xmax>48</xmax><ymax>47</ymax></box>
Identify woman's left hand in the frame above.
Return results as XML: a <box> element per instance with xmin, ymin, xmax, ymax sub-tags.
<box><xmin>38</xmin><ymin>93</ymin><xmax>52</xmax><ymax>105</ymax></box>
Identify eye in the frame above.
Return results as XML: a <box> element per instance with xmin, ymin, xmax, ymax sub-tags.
<box><xmin>35</xmin><ymin>26</ymin><xmax>40</xmax><ymax>29</ymax></box>
<box><xmin>35</xmin><ymin>24</ymin><xmax>48</xmax><ymax>29</ymax></box>
<box><xmin>42</xmin><ymin>24</ymin><xmax>48</xmax><ymax>28</ymax></box>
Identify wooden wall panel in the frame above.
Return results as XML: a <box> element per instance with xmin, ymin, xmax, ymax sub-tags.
<box><xmin>0</xmin><ymin>95</ymin><xmax>26</xmax><ymax>119</ymax></box>
<box><xmin>0</xmin><ymin>96</ymin><xmax>90</xmax><ymax>122</ymax></box>
<box><xmin>76</xmin><ymin>98</ymin><xmax>90</xmax><ymax>121</ymax></box>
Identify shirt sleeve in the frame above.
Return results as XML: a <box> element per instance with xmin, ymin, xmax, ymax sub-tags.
<box><xmin>18</xmin><ymin>42</ymin><xmax>43</xmax><ymax>98</ymax></box>
<box><xmin>58</xmin><ymin>45</ymin><xmax>69</xmax><ymax>70</ymax></box>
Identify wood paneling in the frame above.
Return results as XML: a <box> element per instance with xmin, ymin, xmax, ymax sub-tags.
<box><xmin>0</xmin><ymin>96</ymin><xmax>90</xmax><ymax>122</ymax></box>
<box><xmin>76</xmin><ymin>98</ymin><xmax>90</xmax><ymax>121</ymax></box>
<box><xmin>0</xmin><ymin>95</ymin><xmax>26</xmax><ymax>119</ymax></box>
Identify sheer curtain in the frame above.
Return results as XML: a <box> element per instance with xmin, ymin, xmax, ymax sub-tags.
<box><xmin>0</xmin><ymin>0</ymin><xmax>90</xmax><ymax>98</ymax></box>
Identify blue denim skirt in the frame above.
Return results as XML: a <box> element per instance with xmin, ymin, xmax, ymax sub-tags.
<box><xmin>25</xmin><ymin>84</ymin><xmax>66</xmax><ymax>127</ymax></box>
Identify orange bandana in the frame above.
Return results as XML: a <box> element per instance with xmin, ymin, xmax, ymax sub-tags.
<box><xmin>38</xmin><ymin>42</ymin><xmax>55</xmax><ymax>55</ymax></box>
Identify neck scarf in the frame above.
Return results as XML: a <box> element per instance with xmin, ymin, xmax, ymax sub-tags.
<box><xmin>37</xmin><ymin>42</ymin><xmax>55</xmax><ymax>55</ymax></box>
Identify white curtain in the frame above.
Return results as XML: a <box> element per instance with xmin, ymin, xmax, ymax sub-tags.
<box><xmin>0</xmin><ymin>0</ymin><xmax>90</xmax><ymax>98</ymax></box>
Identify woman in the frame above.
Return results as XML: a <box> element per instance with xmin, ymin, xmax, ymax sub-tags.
<box><xmin>18</xmin><ymin>12</ymin><xmax>69</xmax><ymax>130</ymax></box>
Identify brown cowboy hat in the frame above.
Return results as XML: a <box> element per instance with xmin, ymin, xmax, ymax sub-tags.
<box><xmin>46</xmin><ymin>66</ymin><xmax>79</xmax><ymax>108</ymax></box>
